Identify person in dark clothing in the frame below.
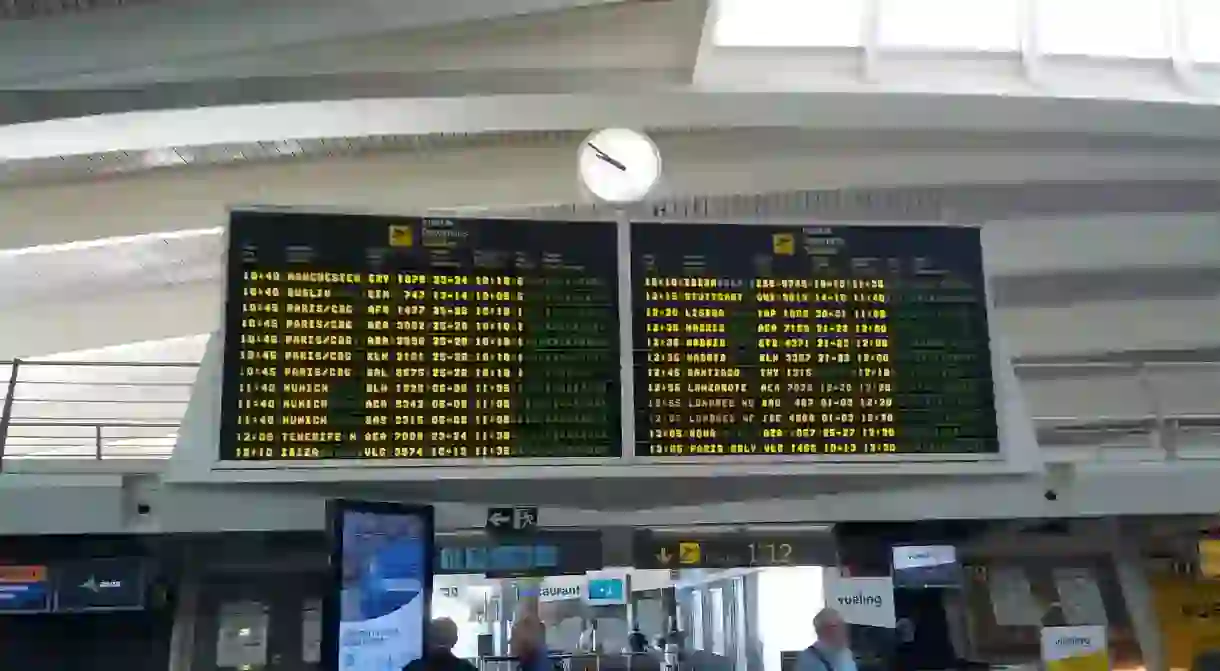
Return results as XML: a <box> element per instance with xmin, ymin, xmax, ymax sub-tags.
<box><xmin>511</xmin><ymin>615</ymin><xmax>555</xmax><ymax>671</ymax></box>
<box><xmin>628</xmin><ymin>626</ymin><xmax>649</xmax><ymax>654</ymax></box>
<box><xmin>404</xmin><ymin>617</ymin><xmax>478</xmax><ymax>671</ymax></box>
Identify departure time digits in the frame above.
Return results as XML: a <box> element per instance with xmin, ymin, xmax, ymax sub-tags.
<box><xmin>632</xmin><ymin>223</ymin><xmax>999</xmax><ymax>457</ymax></box>
<box><xmin>638</xmin><ymin>274</ymin><xmax>896</xmax><ymax>456</ymax></box>
<box><xmin>227</xmin><ymin>217</ymin><xmax>620</xmax><ymax>460</ymax></box>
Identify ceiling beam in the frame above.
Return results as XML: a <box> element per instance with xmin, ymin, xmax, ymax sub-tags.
<box><xmin>7</xmin><ymin>91</ymin><xmax>1220</xmax><ymax>162</ymax></box>
<box><xmin>0</xmin><ymin>0</ymin><xmax>626</xmax><ymax>88</ymax></box>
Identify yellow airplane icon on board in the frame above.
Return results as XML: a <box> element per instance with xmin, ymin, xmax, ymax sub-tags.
<box><xmin>679</xmin><ymin>542</ymin><xmax>702</xmax><ymax>565</ymax></box>
<box><xmin>772</xmin><ymin>233</ymin><xmax>795</xmax><ymax>255</ymax></box>
<box><xmin>388</xmin><ymin>224</ymin><xmax>414</xmax><ymax>247</ymax></box>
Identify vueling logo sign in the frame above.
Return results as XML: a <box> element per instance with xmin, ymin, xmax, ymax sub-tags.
<box><xmin>1055</xmin><ymin>636</ymin><xmax>1092</xmax><ymax>647</ymax></box>
<box><xmin>836</xmin><ymin>593</ymin><xmax>884</xmax><ymax>608</ymax></box>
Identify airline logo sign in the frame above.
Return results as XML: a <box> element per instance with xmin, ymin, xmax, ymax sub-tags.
<box><xmin>893</xmin><ymin>545</ymin><xmax>956</xmax><ymax>570</ymax></box>
<box><xmin>585</xmin><ymin>570</ymin><xmax>629</xmax><ymax>605</ymax></box>
<box><xmin>1041</xmin><ymin>625</ymin><xmax>1109</xmax><ymax>671</ymax></box>
<box><xmin>825</xmin><ymin>575</ymin><xmax>896</xmax><ymax>629</ymax></box>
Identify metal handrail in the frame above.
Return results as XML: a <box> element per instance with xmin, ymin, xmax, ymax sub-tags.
<box><xmin>0</xmin><ymin>359</ymin><xmax>198</xmax><ymax>467</ymax></box>
<box><xmin>0</xmin><ymin>356</ymin><xmax>1217</xmax><ymax>463</ymax></box>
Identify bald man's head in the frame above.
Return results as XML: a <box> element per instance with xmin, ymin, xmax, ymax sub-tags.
<box><xmin>430</xmin><ymin>617</ymin><xmax>459</xmax><ymax>651</ymax></box>
<box><xmin>814</xmin><ymin>608</ymin><xmax>849</xmax><ymax>650</ymax></box>
<box><xmin>511</xmin><ymin>615</ymin><xmax>546</xmax><ymax>658</ymax></box>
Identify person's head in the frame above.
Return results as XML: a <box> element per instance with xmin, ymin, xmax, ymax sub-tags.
<box><xmin>429</xmin><ymin>617</ymin><xmax>459</xmax><ymax>652</ymax></box>
<box><xmin>814</xmin><ymin>608</ymin><xmax>849</xmax><ymax>650</ymax></box>
<box><xmin>510</xmin><ymin>615</ymin><xmax>546</xmax><ymax>658</ymax></box>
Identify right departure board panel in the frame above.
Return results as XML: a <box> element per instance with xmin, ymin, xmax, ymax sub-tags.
<box><xmin>631</xmin><ymin>223</ymin><xmax>998</xmax><ymax>458</ymax></box>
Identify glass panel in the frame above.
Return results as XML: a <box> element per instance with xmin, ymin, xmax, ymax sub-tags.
<box><xmin>713</xmin><ymin>0</ymin><xmax>867</xmax><ymax>47</ymax></box>
<box><xmin>878</xmin><ymin>0</ymin><xmax>1021</xmax><ymax>52</ymax></box>
<box><xmin>1036</xmin><ymin>0</ymin><xmax>1169</xmax><ymax>59</ymax></box>
<box><xmin>1183</xmin><ymin>0</ymin><xmax>1220</xmax><ymax>63</ymax></box>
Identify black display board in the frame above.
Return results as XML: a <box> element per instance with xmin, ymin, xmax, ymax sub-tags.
<box><xmin>53</xmin><ymin>558</ymin><xmax>146</xmax><ymax>612</ymax></box>
<box><xmin>436</xmin><ymin>530</ymin><xmax>604</xmax><ymax>577</ymax></box>
<box><xmin>631</xmin><ymin>223</ymin><xmax>997</xmax><ymax>458</ymax></box>
<box><xmin>221</xmin><ymin>211</ymin><xmax>621</xmax><ymax>461</ymax></box>
<box><xmin>633</xmin><ymin>529</ymin><xmax>836</xmax><ymax>570</ymax></box>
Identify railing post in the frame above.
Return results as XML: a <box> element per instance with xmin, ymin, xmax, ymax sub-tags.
<box><xmin>95</xmin><ymin>424</ymin><xmax>104</xmax><ymax>461</ymax></box>
<box><xmin>1134</xmin><ymin>362</ymin><xmax>1176</xmax><ymax>460</ymax></box>
<box><xmin>0</xmin><ymin>359</ymin><xmax>21</xmax><ymax>471</ymax></box>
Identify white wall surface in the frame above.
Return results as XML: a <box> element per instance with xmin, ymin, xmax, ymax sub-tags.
<box><xmin>981</xmin><ymin>214</ymin><xmax>1220</xmax><ymax>275</ymax></box>
<box><xmin>5</xmin><ymin>135</ymin><xmax>1220</xmax><ymax>249</ymax></box>
<box><xmin>8</xmin><ymin>458</ymin><xmax>1220</xmax><ymax>535</ymax></box>
<box><xmin>0</xmin><ymin>474</ymin><xmax>127</xmax><ymax>534</ymax></box>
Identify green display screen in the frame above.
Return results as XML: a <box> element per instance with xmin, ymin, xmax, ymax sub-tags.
<box><xmin>220</xmin><ymin>211</ymin><xmax>621</xmax><ymax>461</ymax></box>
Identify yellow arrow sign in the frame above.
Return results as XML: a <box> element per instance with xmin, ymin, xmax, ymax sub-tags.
<box><xmin>678</xmin><ymin>542</ymin><xmax>701</xmax><ymax>565</ymax></box>
<box><xmin>656</xmin><ymin>547</ymin><xmax>673</xmax><ymax>565</ymax></box>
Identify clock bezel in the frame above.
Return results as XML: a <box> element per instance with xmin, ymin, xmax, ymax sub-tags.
<box><xmin>577</xmin><ymin>128</ymin><xmax>663</xmax><ymax>205</ymax></box>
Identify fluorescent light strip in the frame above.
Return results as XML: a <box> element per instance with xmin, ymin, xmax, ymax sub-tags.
<box><xmin>0</xmin><ymin>226</ymin><xmax>222</xmax><ymax>259</ymax></box>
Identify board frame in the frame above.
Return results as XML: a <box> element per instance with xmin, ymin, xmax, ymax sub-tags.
<box><xmin>211</xmin><ymin>206</ymin><xmax>1022</xmax><ymax>476</ymax></box>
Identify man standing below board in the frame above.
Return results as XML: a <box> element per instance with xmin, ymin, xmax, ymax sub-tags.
<box><xmin>404</xmin><ymin>618</ymin><xmax>478</xmax><ymax>671</ymax></box>
<box><xmin>796</xmin><ymin>609</ymin><xmax>859</xmax><ymax>671</ymax></box>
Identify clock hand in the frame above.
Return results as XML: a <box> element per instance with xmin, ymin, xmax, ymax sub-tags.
<box><xmin>586</xmin><ymin>142</ymin><xmax>627</xmax><ymax>172</ymax></box>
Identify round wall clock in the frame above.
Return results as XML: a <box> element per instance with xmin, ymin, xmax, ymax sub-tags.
<box><xmin>577</xmin><ymin>128</ymin><xmax>662</xmax><ymax>205</ymax></box>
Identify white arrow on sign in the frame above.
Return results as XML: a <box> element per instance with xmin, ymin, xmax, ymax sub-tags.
<box><xmin>488</xmin><ymin>511</ymin><xmax>510</xmax><ymax>527</ymax></box>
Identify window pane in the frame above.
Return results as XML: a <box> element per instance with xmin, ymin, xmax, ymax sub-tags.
<box><xmin>713</xmin><ymin>0</ymin><xmax>867</xmax><ymax>47</ymax></box>
<box><xmin>1183</xmin><ymin>0</ymin><xmax>1220</xmax><ymax>63</ymax></box>
<box><xmin>879</xmin><ymin>0</ymin><xmax>1020</xmax><ymax>52</ymax></box>
<box><xmin>1036</xmin><ymin>0</ymin><xmax>1168</xmax><ymax>59</ymax></box>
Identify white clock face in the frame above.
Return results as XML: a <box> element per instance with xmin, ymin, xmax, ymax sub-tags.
<box><xmin>578</xmin><ymin>128</ymin><xmax>662</xmax><ymax>204</ymax></box>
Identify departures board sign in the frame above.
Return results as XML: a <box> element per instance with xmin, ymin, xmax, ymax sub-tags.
<box><xmin>631</xmin><ymin>223</ymin><xmax>998</xmax><ymax>458</ymax></box>
<box><xmin>219</xmin><ymin>211</ymin><xmax>999</xmax><ymax>465</ymax></box>
<box><xmin>221</xmin><ymin>211</ymin><xmax>621</xmax><ymax>461</ymax></box>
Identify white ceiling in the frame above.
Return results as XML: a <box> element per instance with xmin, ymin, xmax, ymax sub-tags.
<box><xmin>6</xmin><ymin>0</ymin><xmax>1220</xmax><ymax>183</ymax></box>
<box><xmin>717</xmin><ymin>0</ymin><xmax>1220</xmax><ymax>62</ymax></box>
<box><xmin>0</xmin><ymin>0</ymin><xmax>178</xmax><ymax>21</ymax></box>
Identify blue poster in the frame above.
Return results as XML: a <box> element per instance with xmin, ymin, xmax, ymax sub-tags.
<box><xmin>338</xmin><ymin>510</ymin><xmax>429</xmax><ymax>671</ymax></box>
<box><xmin>0</xmin><ymin>565</ymin><xmax>51</xmax><ymax>613</ymax></box>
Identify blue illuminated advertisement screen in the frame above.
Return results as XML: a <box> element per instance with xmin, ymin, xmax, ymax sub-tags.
<box><xmin>325</xmin><ymin>501</ymin><xmax>435</xmax><ymax>671</ymax></box>
<box><xmin>0</xmin><ymin>565</ymin><xmax>51</xmax><ymax>613</ymax></box>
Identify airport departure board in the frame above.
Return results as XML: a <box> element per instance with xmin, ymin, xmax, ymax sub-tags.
<box><xmin>220</xmin><ymin>211</ymin><xmax>620</xmax><ymax>461</ymax></box>
<box><xmin>631</xmin><ymin>223</ymin><xmax>997</xmax><ymax>458</ymax></box>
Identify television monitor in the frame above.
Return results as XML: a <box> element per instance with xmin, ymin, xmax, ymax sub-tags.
<box><xmin>324</xmin><ymin>500</ymin><xmax>435</xmax><ymax>671</ymax></box>
<box><xmin>54</xmin><ymin>558</ymin><xmax>147</xmax><ymax>612</ymax></box>
<box><xmin>0</xmin><ymin>565</ymin><xmax>52</xmax><ymax>613</ymax></box>
<box><xmin>891</xmin><ymin>545</ymin><xmax>962</xmax><ymax>589</ymax></box>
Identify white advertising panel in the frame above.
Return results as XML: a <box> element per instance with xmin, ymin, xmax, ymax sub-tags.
<box><xmin>1041</xmin><ymin>625</ymin><xmax>1109</xmax><ymax>671</ymax></box>
<box><xmin>825</xmin><ymin>574</ymin><xmax>896</xmax><ymax>629</ymax></box>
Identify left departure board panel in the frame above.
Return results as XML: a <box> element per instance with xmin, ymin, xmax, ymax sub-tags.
<box><xmin>220</xmin><ymin>211</ymin><xmax>621</xmax><ymax>461</ymax></box>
